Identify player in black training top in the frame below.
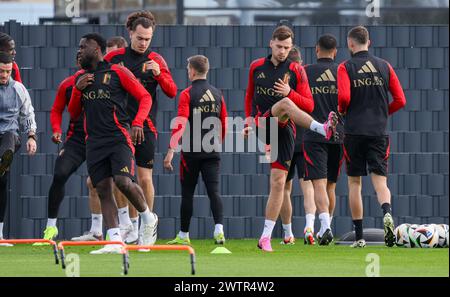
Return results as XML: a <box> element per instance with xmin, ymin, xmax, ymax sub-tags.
<box><xmin>164</xmin><ymin>55</ymin><xmax>227</xmax><ymax>245</ymax></box>
<box><xmin>105</xmin><ymin>11</ymin><xmax>177</xmax><ymax>227</ymax></box>
<box><xmin>243</xmin><ymin>25</ymin><xmax>338</xmax><ymax>252</ymax></box>
<box><xmin>34</xmin><ymin>54</ymin><xmax>90</xmax><ymax>245</ymax></box>
<box><xmin>303</xmin><ymin>34</ymin><xmax>345</xmax><ymax>246</ymax></box>
<box><xmin>337</xmin><ymin>26</ymin><xmax>406</xmax><ymax>248</ymax></box>
<box><xmin>68</xmin><ymin>33</ymin><xmax>158</xmax><ymax>253</ymax></box>
<box><xmin>281</xmin><ymin>46</ymin><xmax>315</xmax><ymax>246</ymax></box>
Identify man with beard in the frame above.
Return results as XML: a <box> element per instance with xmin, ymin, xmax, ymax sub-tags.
<box><xmin>243</xmin><ymin>26</ymin><xmax>338</xmax><ymax>252</ymax></box>
<box><xmin>104</xmin><ymin>11</ymin><xmax>177</xmax><ymax>244</ymax></box>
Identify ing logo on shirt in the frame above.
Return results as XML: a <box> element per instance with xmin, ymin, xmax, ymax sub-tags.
<box><xmin>82</xmin><ymin>89</ymin><xmax>111</xmax><ymax>100</ymax></box>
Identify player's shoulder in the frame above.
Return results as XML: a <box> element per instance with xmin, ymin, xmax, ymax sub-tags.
<box><xmin>104</xmin><ymin>47</ymin><xmax>127</xmax><ymax>62</ymax></box>
<box><xmin>250</xmin><ymin>57</ymin><xmax>266</xmax><ymax>69</ymax></box>
<box><xmin>11</xmin><ymin>80</ymin><xmax>29</xmax><ymax>99</ymax></box>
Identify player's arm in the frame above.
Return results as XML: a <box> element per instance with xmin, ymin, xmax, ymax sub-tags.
<box><xmin>285</xmin><ymin>64</ymin><xmax>314</xmax><ymax>113</ymax></box>
<box><xmin>112</xmin><ymin>65</ymin><xmax>152</xmax><ymax>128</ymax></box>
<box><xmin>164</xmin><ymin>89</ymin><xmax>190</xmax><ymax>171</ymax></box>
<box><xmin>112</xmin><ymin>64</ymin><xmax>152</xmax><ymax>145</ymax></box>
<box><xmin>15</xmin><ymin>83</ymin><xmax>37</xmax><ymax>155</ymax></box>
<box><xmin>50</xmin><ymin>79</ymin><xmax>70</xmax><ymax>143</ymax></box>
<box><xmin>387</xmin><ymin>63</ymin><xmax>406</xmax><ymax>115</ymax></box>
<box><xmin>12</xmin><ymin>62</ymin><xmax>22</xmax><ymax>83</ymax></box>
<box><xmin>148</xmin><ymin>53</ymin><xmax>178</xmax><ymax>98</ymax></box>
<box><xmin>337</xmin><ymin>62</ymin><xmax>351</xmax><ymax>115</ymax></box>
<box><xmin>220</xmin><ymin>96</ymin><xmax>228</xmax><ymax>143</ymax></box>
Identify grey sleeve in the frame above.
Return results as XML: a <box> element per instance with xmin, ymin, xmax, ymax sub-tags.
<box><xmin>15</xmin><ymin>82</ymin><xmax>37</xmax><ymax>134</ymax></box>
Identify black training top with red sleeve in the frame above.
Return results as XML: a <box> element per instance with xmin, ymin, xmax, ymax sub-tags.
<box><xmin>12</xmin><ymin>62</ymin><xmax>21</xmax><ymax>83</ymax></box>
<box><xmin>245</xmin><ymin>55</ymin><xmax>314</xmax><ymax>124</ymax></box>
<box><xmin>303</xmin><ymin>58</ymin><xmax>343</xmax><ymax>144</ymax></box>
<box><xmin>337</xmin><ymin>51</ymin><xmax>406</xmax><ymax>136</ymax></box>
<box><xmin>104</xmin><ymin>46</ymin><xmax>177</xmax><ymax>136</ymax></box>
<box><xmin>50</xmin><ymin>70</ymin><xmax>86</xmax><ymax>144</ymax></box>
<box><xmin>68</xmin><ymin>61</ymin><xmax>152</xmax><ymax>152</ymax></box>
<box><xmin>170</xmin><ymin>79</ymin><xmax>227</xmax><ymax>158</ymax></box>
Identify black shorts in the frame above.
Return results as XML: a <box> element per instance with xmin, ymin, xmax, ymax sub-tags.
<box><xmin>56</xmin><ymin>138</ymin><xmax>86</xmax><ymax>176</ymax></box>
<box><xmin>86</xmin><ymin>142</ymin><xmax>136</xmax><ymax>187</ymax></box>
<box><xmin>256</xmin><ymin>115</ymin><xmax>295</xmax><ymax>172</ymax></box>
<box><xmin>135</xmin><ymin>131</ymin><xmax>156</xmax><ymax>169</ymax></box>
<box><xmin>286</xmin><ymin>151</ymin><xmax>306</xmax><ymax>181</ymax></box>
<box><xmin>343</xmin><ymin>135</ymin><xmax>390</xmax><ymax>177</ymax></box>
<box><xmin>303</xmin><ymin>142</ymin><xmax>344</xmax><ymax>182</ymax></box>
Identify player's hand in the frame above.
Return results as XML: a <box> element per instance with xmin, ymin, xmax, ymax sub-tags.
<box><xmin>274</xmin><ymin>78</ymin><xmax>291</xmax><ymax>97</ymax></box>
<box><xmin>27</xmin><ymin>138</ymin><xmax>37</xmax><ymax>156</ymax></box>
<box><xmin>75</xmin><ymin>73</ymin><xmax>94</xmax><ymax>91</ymax></box>
<box><xmin>144</xmin><ymin>60</ymin><xmax>161</xmax><ymax>76</ymax></box>
<box><xmin>52</xmin><ymin>132</ymin><xmax>62</xmax><ymax>144</ymax></box>
<box><xmin>164</xmin><ymin>149</ymin><xmax>174</xmax><ymax>171</ymax></box>
<box><xmin>131</xmin><ymin>126</ymin><xmax>145</xmax><ymax>145</ymax></box>
<box><xmin>242</xmin><ymin>126</ymin><xmax>253</xmax><ymax>139</ymax></box>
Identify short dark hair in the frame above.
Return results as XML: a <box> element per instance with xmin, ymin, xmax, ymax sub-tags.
<box><xmin>107</xmin><ymin>36</ymin><xmax>128</xmax><ymax>48</ymax></box>
<box><xmin>348</xmin><ymin>26</ymin><xmax>369</xmax><ymax>45</ymax></box>
<box><xmin>317</xmin><ymin>34</ymin><xmax>337</xmax><ymax>51</ymax></box>
<box><xmin>0</xmin><ymin>52</ymin><xmax>13</xmax><ymax>64</ymax></box>
<box><xmin>187</xmin><ymin>55</ymin><xmax>209</xmax><ymax>75</ymax></box>
<box><xmin>272</xmin><ymin>25</ymin><xmax>294</xmax><ymax>42</ymax></box>
<box><xmin>82</xmin><ymin>33</ymin><xmax>107</xmax><ymax>54</ymax></box>
<box><xmin>288</xmin><ymin>45</ymin><xmax>302</xmax><ymax>64</ymax></box>
<box><xmin>0</xmin><ymin>32</ymin><xmax>13</xmax><ymax>50</ymax></box>
<box><xmin>126</xmin><ymin>11</ymin><xmax>156</xmax><ymax>31</ymax></box>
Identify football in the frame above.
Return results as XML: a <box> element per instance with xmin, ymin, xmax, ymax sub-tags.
<box><xmin>395</xmin><ymin>223</ymin><xmax>410</xmax><ymax>247</ymax></box>
<box><xmin>404</xmin><ymin>224</ymin><xmax>419</xmax><ymax>248</ymax></box>
<box><xmin>413</xmin><ymin>225</ymin><xmax>439</xmax><ymax>248</ymax></box>
<box><xmin>434</xmin><ymin>224</ymin><xmax>447</xmax><ymax>248</ymax></box>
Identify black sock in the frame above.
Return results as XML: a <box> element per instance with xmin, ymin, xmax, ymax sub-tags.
<box><xmin>353</xmin><ymin>219</ymin><xmax>363</xmax><ymax>241</ymax></box>
<box><xmin>381</xmin><ymin>203</ymin><xmax>392</xmax><ymax>215</ymax></box>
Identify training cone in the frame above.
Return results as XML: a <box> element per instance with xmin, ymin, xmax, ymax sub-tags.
<box><xmin>211</xmin><ymin>247</ymin><xmax>232</xmax><ymax>254</ymax></box>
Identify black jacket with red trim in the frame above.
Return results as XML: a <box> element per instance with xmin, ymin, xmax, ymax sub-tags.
<box><xmin>338</xmin><ymin>51</ymin><xmax>406</xmax><ymax>136</ymax></box>
<box><xmin>68</xmin><ymin>61</ymin><xmax>152</xmax><ymax>151</ymax></box>
<box><xmin>170</xmin><ymin>79</ymin><xmax>227</xmax><ymax>158</ymax></box>
<box><xmin>104</xmin><ymin>46</ymin><xmax>177</xmax><ymax>136</ymax></box>
<box><xmin>245</xmin><ymin>55</ymin><xmax>314</xmax><ymax>123</ymax></box>
<box><xmin>50</xmin><ymin>70</ymin><xmax>86</xmax><ymax>143</ymax></box>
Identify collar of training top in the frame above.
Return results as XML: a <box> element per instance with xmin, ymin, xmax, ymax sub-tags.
<box><xmin>317</xmin><ymin>58</ymin><xmax>335</xmax><ymax>63</ymax></box>
<box><xmin>351</xmin><ymin>50</ymin><xmax>370</xmax><ymax>58</ymax></box>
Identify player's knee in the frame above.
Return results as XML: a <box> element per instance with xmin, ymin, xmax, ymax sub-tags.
<box><xmin>138</xmin><ymin>176</ymin><xmax>153</xmax><ymax>188</ymax></box>
<box><xmin>271</xmin><ymin>176</ymin><xmax>286</xmax><ymax>192</ymax></box>
<box><xmin>53</xmin><ymin>170</ymin><xmax>70</xmax><ymax>184</ymax></box>
<box><xmin>115</xmin><ymin>176</ymin><xmax>132</xmax><ymax>192</ymax></box>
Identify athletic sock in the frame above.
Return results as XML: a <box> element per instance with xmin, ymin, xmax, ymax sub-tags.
<box><xmin>381</xmin><ymin>203</ymin><xmax>392</xmax><ymax>215</ymax></box>
<box><xmin>318</xmin><ymin>212</ymin><xmax>331</xmax><ymax>237</ymax></box>
<box><xmin>214</xmin><ymin>224</ymin><xmax>224</xmax><ymax>236</ymax></box>
<box><xmin>139</xmin><ymin>208</ymin><xmax>156</xmax><ymax>225</ymax></box>
<box><xmin>261</xmin><ymin>219</ymin><xmax>276</xmax><ymax>239</ymax></box>
<box><xmin>0</xmin><ymin>222</ymin><xmax>3</xmax><ymax>238</ymax></box>
<box><xmin>131</xmin><ymin>217</ymin><xmax>139</xmax><ymax>231</ymax></box>
<box><xmin>179</xmin><ymin>231</ymin><xmax>189</xmax><ymax>239</ymax></box>
<box><xmin>46</xmin><ymin>218</ymin><xmax>57</xmax><ymax>228</ymax></box>
<box><xmin>305</xmin><ymin>213</ymin><xmax>315</xmax><ymax>232</ymax></box>
<box><xmin>282</xmin><ymin>223</ymin><xmax>293</xmax><ymax>239</ymax></box>
<box><xmin>353</xmin><ymin>219</ymin><xmax>363</xmax><ymax>241</ymax></box>
<box><xmin>118</xmin><ymin>206</ymin><xmax>132</xmax><ymax>226</ymax></box>
<box><xmin>107</xmin><ymin>228</ymin><xmax>122</xmax><ymax>242</ymax></box>
<box><xmin>310</xmin><ymin>120</ymin><xmax>326</xmax><ymax>137</ymax></box>
<box><xmin>90</xmin><ymin>214</ymin><xmax>103</xmax><ymax>235</ymax></box>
